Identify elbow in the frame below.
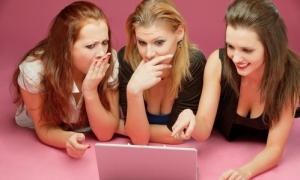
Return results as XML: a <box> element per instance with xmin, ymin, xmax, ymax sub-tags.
<box><xmin>97</xmin><ymin>134</ymin><xmax>114</xmax><ymax>142</ymax></box>
<box><xmin>129</xmin><ymin>134</ymin><xmax>150</xmax><ymax>145</ymax></box>
<box><xmin>95</xmin><ymin>131</ymin><xmax>115</xmax><ymax>142</ymax></box>
<box><xmin>34</xmin><ymin>127</ymin><xmax>51</xmax><ymax>146</ymax></box>
<box><xmin>271</xmin><ymin>146</ymin><xmax>285</xmax><ymax>165</ymax></box>
<box><xmin>127</xmin><ymin>131</ymin><xmax>150</xmax><ymax>145</ymax></box>
<box><xmin>126</xmin><ymin>125</ymin><xmax>150</xmax><ymax>145</ymax></box>
<box><xmin>94</xmin><ymin>123</ymin><xmax>119</xmax><ymax>142</ymax></box>
<box><xmin>168</xmin><ymin>138</ymin><xmax>184</xmax><ymax>145</ymax></box>
<box><xmin>192</xmin><ymin>122</ymin><xmax>212</xmax><ymax>142</ymax></box>
<box><xmin>263</xmin><ymin>144</ymin><xmax>285</xmax><ymax>168</ymax></box>
<box><xmin>131</xmin><ymin>139</ymin><xmax>149</xmax><ymax>145</ymax></box>
<box><xmin>193</xmin><ymin>132</ymin><xmax>211</xmax><ymax>142</ymax></box>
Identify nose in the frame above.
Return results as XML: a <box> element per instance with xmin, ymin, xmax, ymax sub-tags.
<box><xmin>145</xmin><ymin>45</ymin><xmax>155</xmax><ymax>61</ymax></box>
<box><xmin>95</xmin><ymin>45</ymin><xmax>107</xmax><ymax>59</ymax></box>
<box><xmin>232</xmin><ymin>50</ymin><xmax>242</xmax><ymax>62</ymax></box>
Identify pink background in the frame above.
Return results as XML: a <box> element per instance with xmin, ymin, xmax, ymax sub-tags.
<box><xmin>1</xmin><ymin>0</ymin><xmax>299</xmax><ymax>65</ymax></box>
<box><xmin>0</xmin><ymin>0</ymin><xmax>299</xmax><ymax>180</ymax></box>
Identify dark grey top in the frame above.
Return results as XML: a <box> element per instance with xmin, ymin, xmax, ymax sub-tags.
<box><xmin>118</xmin><ymin>46</ymin><xmax>206</xmax><ymax>131</ymax></box>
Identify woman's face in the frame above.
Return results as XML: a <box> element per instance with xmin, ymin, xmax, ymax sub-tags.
<box><xmin>71</xmin><ymin>20</ymin><xmax>109</xmax><ymax>80</ymax></box>
<box><xmin>226</xmin><ymin>25</ymin><xmax>265</xmax><ymax>78</ymax></box>
<box><xmin>135</xmin><ymin>24</ymin><xmax>183</xmax><ymax>64</ymax></box>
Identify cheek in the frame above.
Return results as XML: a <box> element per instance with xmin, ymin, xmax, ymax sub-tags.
<box><xmin>137</xmin><ymin>45</ymin><xmax>146</xmax><ymax>58</ymax></box>
<box><xmin>104</xmin><ymin>46</ymin><xmax>109</xmax><ymax>54</ymax></box>
<box><xmin>72</xmin><ymin>53</ymin><xmax>92</xmax><ymax>71</ymax></box>
<box><xmin>165</xmin><ymin>41</ymin><xmax>177</xmax><ymax>54</ymax></box>
<box><xmin>154</xmin><ymin>43</ymin><xmax>176</xmax><ymax>58</ymax></box>
<box><xmin>161</xmin><ymin>59</ymin><xmax>172</xmax><ymax>64</ymax></box>
<box><xmin>226</xmin><ymin>48</ymin><xmax>234</xmax><ymax>60</ymax></box>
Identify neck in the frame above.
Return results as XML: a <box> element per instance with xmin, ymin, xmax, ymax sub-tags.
<box><xmin>72</xmin><ymin>70</ymin><xmax>84</xmax><ymax>93</ymax></box>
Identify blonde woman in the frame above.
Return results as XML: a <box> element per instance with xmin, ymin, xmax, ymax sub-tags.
<box><xmin>117</xmin><ymin>0</ymin><xmax>206</xmax><ymax>145</ymax></box>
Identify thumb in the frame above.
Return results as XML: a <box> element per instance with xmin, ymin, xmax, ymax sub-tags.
<box><xmin>76</xmin><ymin>134</ymin><xmax>85</xmax><ymax>144</ymax></box>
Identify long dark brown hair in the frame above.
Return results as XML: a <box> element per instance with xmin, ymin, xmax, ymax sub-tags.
<box><xmin>11</xmin><ymin>1</ymin><xmax>115</xmax><ymax>130</ymax></box>
<box><xmin>223</xmin><ymin>0</ymin><xmax>300</xmax><ymax>127</ymax></box>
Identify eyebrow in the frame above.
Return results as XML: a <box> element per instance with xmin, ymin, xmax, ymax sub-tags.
<box><xmin>136</xmin><ymin>36</ymin><xmax>165</xmax><ymax>41</ymax></box>
<box><xmin>88</xmin><ymin>38</ymin><xmax>109</xmax><ymax>43</ymax></box>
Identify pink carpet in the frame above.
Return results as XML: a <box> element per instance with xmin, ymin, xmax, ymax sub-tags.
<box><xmin>1</xmin><ymin>66</ymin><xmax>300</xmax><ymax>179</ymax></box>
<box><xmin>1</xmin><ymin>0</ymin><xmax>299</xmax><ymax>179</ymax></box>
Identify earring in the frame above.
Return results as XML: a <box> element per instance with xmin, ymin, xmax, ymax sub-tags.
<box><xmin>177</xmin><ymin>39</ymin><xmax>183</xmax><ymax>48</ymax></box>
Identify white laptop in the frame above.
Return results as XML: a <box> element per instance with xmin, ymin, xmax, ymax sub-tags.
<box><xmin>95</xmin><ymin>143</ymin><xmax>198</xmax><ymax>180</ymax></box>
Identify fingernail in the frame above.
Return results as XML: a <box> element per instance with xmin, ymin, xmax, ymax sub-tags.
<box><xmin>169</xmin><ymin>54</ymin><xmax>174</xmax><ymax>57</ymax></box>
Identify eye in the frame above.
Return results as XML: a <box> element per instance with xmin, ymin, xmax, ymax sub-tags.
<box><xmin>138</xmin><ymin>40</ymin><xmax>146</xmax><ymax>46</ymax></box>
<box><xmin>226</xmin><ymin>44</ymin><xmax>234</xmax><ymax>49</ymax></box>
<box><xmin>243</xmin><ymin>48</ymin><xmax>253</xmax><ymax>53</ymax></box>
<box><xmin>155</xmin><ymin>40</ymin><xmax>165</xmax><ymax>46</ymax></box>
<box><xmin>102</xmin><ymin>40</ymin><xmax>109</xmax><ymax>45</ymax></box>
<box><xmin>86</xmin><ymin>44</ymin><xmax>95</xmax><ymax>49</ymax></box>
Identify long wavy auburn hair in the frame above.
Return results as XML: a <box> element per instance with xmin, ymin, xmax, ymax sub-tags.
<box><xmin>11</xmin><ymin>1</ymin><xmax>115</xmax><ymax>130</ymax></box>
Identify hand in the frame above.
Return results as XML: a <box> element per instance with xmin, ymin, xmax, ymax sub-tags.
<box><xmin>82</xmin><ymin>53</ymin><xmax>111</xmax><ymax>97</ymax></box>
<box><xmin>219</xmin><ymin>169</ymin><xmax>250</xmax><ymax>180</ymax></box>
<box><xmin>171</xmin><ymin>109</ymin><xmax>195</xmax><ymax>139</ymax></box>
<box><xmin>127</xmin><ymin>54</ymin><xmax>173</xmax><ymax>94</ymax></box>
<box><xmin>66</xmin><ymin>133</ymin><xmax>90</xmax><ymax>158</ymax></box>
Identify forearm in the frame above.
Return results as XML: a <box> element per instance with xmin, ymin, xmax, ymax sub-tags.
<box><xmin>239</xmin><ymin>146</ymin><xmax>283</xmax><ymax>179</ymax></box>
<box><xmin>35</xmin><ymin>124</ymin><xmax>75</xmax><ymax>148</ymax></box>
<box><xmin>150</xmin><ymin>124</ymin><xmax>183</xmax><ymax>144</ymax></box>
<box><xmin>241</xmin><ymin>107</ymin><xmax>294</xmax><ymax>179</ymax></box>
<box><xmin>125</xmin><ymin>92</ymin><xmax>150</xmax><ymax>145</ymax></box>
<box><xmin>84</xmin><ymin>92</ymin><xmax>118</xmax><ymax>141</ymax></box>
<box><xmin>192</xmin><ymin>116</ymin><xmax>213</xmax><ymax>142</ymax></box>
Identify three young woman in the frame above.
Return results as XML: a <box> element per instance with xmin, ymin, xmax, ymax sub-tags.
<box><xmin>12</xmin><ymin>0</ymin><xmax>300</xmax><ymax>178</ymax></box>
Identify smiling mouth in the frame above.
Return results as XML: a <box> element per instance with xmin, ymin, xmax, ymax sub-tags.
<box><xmin>236</xmin><ymin>63</ymin><xmax>249</xmax><ymax>69</ymax></box>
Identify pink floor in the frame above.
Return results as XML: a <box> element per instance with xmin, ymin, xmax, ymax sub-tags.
<box><xmin>0</xmin><ymin>66</ymin><xmax>299</xmax><ymax>179</ymax></box>
<box><xmin>1</xmin><ymin>0</ymin><xmax>300</xmax><ymax>179</ymax></box>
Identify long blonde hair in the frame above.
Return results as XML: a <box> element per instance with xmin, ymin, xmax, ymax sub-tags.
<box><xmin>125</xmin><ymin>0</ymin><xmax>197</xmax><ymax>98</ymax></box>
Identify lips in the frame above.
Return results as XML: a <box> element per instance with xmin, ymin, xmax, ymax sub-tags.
<box><xmin>236</xmin><ymin>63</ymin><xmax>249</xmax><ymax>70</ymax></box>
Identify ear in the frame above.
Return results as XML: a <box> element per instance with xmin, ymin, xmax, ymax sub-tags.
<box><xmin>176</xmin><ymin>25</ymin><xmax>184</xmax><ymax>41</ymax></box>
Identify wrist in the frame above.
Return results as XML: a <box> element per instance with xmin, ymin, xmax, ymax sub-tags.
<box><xmin>239</xmin><ymin>167</ymin><xmax>252</xmax><ymax>180</ymax></box>
<box><xmin>127</xmin><ymin>81</ymin><xmax>143</xmax><ymax>96</ymax></box>
<box><xmin>82</xmin><ymin>91</ymin><xmax>99</xmax><ymax>100</ymax></box>
<box><xmin>183</xmin><ymin>109</ymin><xmax>193</xmax><ymax>113</ymax></box>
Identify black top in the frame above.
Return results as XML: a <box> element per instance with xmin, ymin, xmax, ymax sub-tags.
<box><xmin>214</xmin><ymin>48</ymin><xmax>269</xmax><ymax>141</ymax></box>
<box><xmin>118</xmin><ymin>46</ymin><xmax>206</xmax><ymax>131</ymax></box>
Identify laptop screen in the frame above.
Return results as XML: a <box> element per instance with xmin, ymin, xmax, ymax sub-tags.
<box><xmin>95</xmin><ymin>143</ymin><xmax>198</xmax><ymax>180</ymax></box>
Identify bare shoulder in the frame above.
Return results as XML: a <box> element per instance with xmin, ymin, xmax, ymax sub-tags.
<box><xmin>205</xmin><ymin>49</ymin><xmax>222</xmax><ymax>81</ymax></box>
<box><xmin>207</xmin><ymin>49</ymin><xmax>221</xmax><ymax>63</ymax></box>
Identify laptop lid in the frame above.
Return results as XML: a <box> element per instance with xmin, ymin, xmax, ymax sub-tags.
<box><xmin>95</xmin><ymin>143</ymin><xmax>198</xmax><ymax>180</ymax></box>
